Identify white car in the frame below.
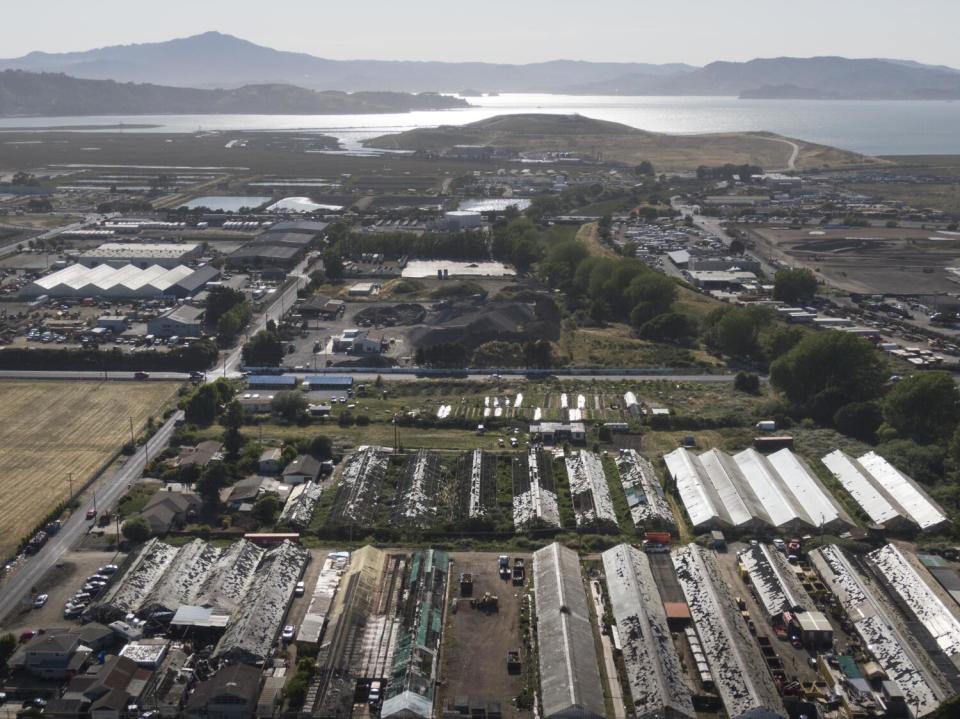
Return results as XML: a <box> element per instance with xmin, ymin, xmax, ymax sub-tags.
<box><xmin>282</xmin><ymin>625</ymin><xmax>296</xmax><ymax>642</ymax></box>
<box><xmin>294</xmin><ymin>581</ymin><xmax>305</xmax><ymax>597</ymax></box>
<box><xmin>33</xmin><ymin>594</ymin><xmax>48</xmax><ymax>608</ymax></box>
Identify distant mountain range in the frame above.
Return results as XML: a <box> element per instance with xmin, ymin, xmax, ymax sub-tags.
<box><xmin>0</xmin><ymin>32</ymin><xmax>694</xmax><ymax>93</ymax></box>
<box><xmin>1</xmin><ymin>33</ymin><xmax>959</xmax><ymax>100</ymax></box>
<box><xmin>0</xmin><ymin>71</ymin><xmax>468</xmax><ymax>117</ymax></box>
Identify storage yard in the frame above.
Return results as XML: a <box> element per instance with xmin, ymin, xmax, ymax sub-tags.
<box><xmin>0</xmin><ymin>380</ymin><xmax>178</xmax><ymax>562</ymax></box>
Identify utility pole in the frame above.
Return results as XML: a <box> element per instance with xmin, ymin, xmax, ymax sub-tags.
<box><xmin>129</xmin><ymin>417</ymin><xmax>135</xmax><ymax>446</ymax></box>
<box><xmin>67</xmin><ymin>472</ymin><xmax>73</xmax><ymax>502</ymax></box>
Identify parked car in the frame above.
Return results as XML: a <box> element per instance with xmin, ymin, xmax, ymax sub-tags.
<box><xmin>33</xmin><ymin>594</ymin><xmax>48</xmax><ymax>608</ymax></box>
<box><xmin>294</xmin><ymin>581</ymin><xmax>305</xmax><ymax>597</ymax></box>
<box><xmin>281</xmin><ymin>625</ymin><xmax>296</xmax><ymax>642</ymax></box>
<box><xmin>98</xmin><ymin>564</ymin><xmax>119</xmax><ymax>574</ymax></box>
<box><xmin>85</xmin><ymin>508</ymin><xmax>97</xmax><ymax>521</ymax></box>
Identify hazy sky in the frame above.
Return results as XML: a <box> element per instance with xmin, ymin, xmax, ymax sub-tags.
<box><xmin>4</xmin><ymin>0</ymin><xmax>959</xmax><ymax>67</ymax></box>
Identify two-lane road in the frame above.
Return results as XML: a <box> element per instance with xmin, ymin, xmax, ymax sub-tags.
<box><xmin>0</xmin><ymin>410</ymin><xmax>184</xmax><ymax>623</ymax></box>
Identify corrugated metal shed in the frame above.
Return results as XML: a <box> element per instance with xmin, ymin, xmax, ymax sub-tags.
<box><xmin>533</xmin><ymin>543</ymin><xmax>605</xmax><ymax>719</ymax></box>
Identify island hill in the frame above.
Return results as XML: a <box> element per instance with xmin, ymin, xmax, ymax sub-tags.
<box><xmin>0</xmin><ymin>69</ymin><xmax>469</xmax><ymax>117</ymax></box>
<box><xmin>363</xmin><ymin>113</ymin><xmax>877</xmax><ymax>172</ymax></box>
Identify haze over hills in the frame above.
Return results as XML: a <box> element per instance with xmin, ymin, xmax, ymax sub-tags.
<box><xmin>364</xmin><ymin>113</ymin><xmax>878</xmax><ymax>171</ymax></box>
<box><xmin>0</xmin><ymin>32</ymin><xmax>695</xmax><ymax>93</ymax></box>
<box><xmin>563</xmin><ymin>57</ymin><xmax>960</xmax><ymax>99</ymax></box>
<box><xmin>3</xmin><ymin>32</ymin><xmax>959</xmax><ymax>100</ymax></box>
<box><xmin>0</xmin><ymin>70</ymin><xmax>469</xmax><ymax>117</ymax></box>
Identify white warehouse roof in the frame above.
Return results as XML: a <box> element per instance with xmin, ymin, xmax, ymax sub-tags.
<box><xmin>22</xmin><ymin>263</ymin><xmax>210</xmax><ymax>299</ymax></box>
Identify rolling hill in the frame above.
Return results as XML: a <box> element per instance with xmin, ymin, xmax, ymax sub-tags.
<box><xmin>0</xmin><ymin>70</ymin><xmax>469</xmax><ymax>117</ymax></box>
<box><xmin>364</xmin><ymin>114</ymin><xmax>879</xmax><ymax>171</ymax></box>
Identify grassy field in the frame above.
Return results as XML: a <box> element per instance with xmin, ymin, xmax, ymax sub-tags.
<box><xmin>0</xmin><ymin>381</ymin><xmax>179</xmax><ymax>560</ymax></box>
<box><xmin>365</xmin><ymin>114</ymin><xmax>877</xmax><ymax>171</ymax></box>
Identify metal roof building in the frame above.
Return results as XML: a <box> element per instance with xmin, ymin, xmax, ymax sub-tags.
<box><xmin>672</xmin><ymin>544</ymin><xmax>787</xmax><ymax>719</ymax></box>
<box><xmin>821</xmin><ymin>450</ymin><xmax>949</xmax><ymax>531</ymax></box>
<box><xmin>602</xmin><ymin>544</ymin><xmax>696</xmax><ymax>719</ymax></box>
<box><xmin>21</xmin><ymin>263</ymin><xmax>216</xmax><ymax>299</ymax></box>
<box><xmin>533</xmin><ymin>543</ymin><xmax>606</xmax><ymax>719</ymax></box>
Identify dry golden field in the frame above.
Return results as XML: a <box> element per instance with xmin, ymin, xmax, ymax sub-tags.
<box><xmin>0</xmin><ymin>381</ymin><xmax>179</xmax><ymax>560</ymax></box>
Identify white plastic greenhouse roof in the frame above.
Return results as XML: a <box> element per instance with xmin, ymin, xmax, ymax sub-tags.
<box><xmin>664</xmin><ymin>448</ymin><xmax>725</xmax><ymax>528</ymax></box>
<box><xmin>765</xmin><ymin>448</ymin><xmax>843</xmax><ymax>528</ymax></box>
<box><xmin>699</xmin><ymin>449</ymin><xmax>763</xmax><ymax>527</ymax></box>
<box><xmin>821</xmin><ymin>450</ymin><xmax>903</xmax><ymax>525</ymax></box>
<box><xmin>733</xmin><ymin>449</ymin><xmax>806</xmax><ymax>528</ymax></box>
<box><xmin>857</xmin><ymin>452</ymin><xmax>948</xmax><ymax>530</ymax></box>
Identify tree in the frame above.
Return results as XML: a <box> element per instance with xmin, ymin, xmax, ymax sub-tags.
<box><xmin>773</xmin><ymin>268</ymin><xmax>818</xmax><ymax>304</ymax></box>
<box><xmin>639</xmin><ymin>313</ymin><xmax>696</xmax><ymax>341</ymax></box>
<box><xmin>185</xmin><ymin>384</ymin><xmax>220</xmax><ymax>426</ymax></box>
<box><xmin>197</xmin><ymin>462</ymin><xmax>229</xmax><ymax>507</ymax></box>
<box><xmin>253</xmin><ymin>494</ymin><xmax>279</xmax><ymax>526</ymax></box>
<box><xmin>883</xmin><ymin>371</ymin><xmax>960</xmax><ymax>444</ymax></box>
<box><xmin>0</xmin><ymin>632</ymin><xmax>16</xmax><ymax>668</ymax></box>
<box><xmin>770</xmin><ymin>332</ymin><xmax>885</xmax><ymax>410</ymax></box>
<box><xmin>308</xmin><ymin>435</ymin><xmax>333</xmax><ymax>460</ymax></box>
<box><xmin>834</xmin><ymin>401</ymin><xmax>883</xmax><ymax>443</ymax></box>
<box><xmin>206</xmin><ymin>286</ymin><xmax>246</xmax><ymax>322</ymax></box>
<box><xmin>734</xmin><ymin>372</ymin><xmax>761</xmax><ymax>394</ymax></box>
<box><xmin>121</xmin><ymin>516</ymin><xmax>152</xmax><ymax>543</ymax></box>
<box><xmin>322</xmin><ymin>251</ymin><xmax>344</xmax><ymax>282</ymax></box>
<box><xmin>271</xmin><ymin>391</ymin><xmax>308</xmax><ymax>422</ymax></box>
<box><xmin>242</xmin><ymin>329</ymin><xmax>284</xmax><ymax>367</ymax></box>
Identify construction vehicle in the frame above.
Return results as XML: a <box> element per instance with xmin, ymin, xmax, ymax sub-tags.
<box><xmin>460</xmin><ymin>573</ymin><xmax>474</xmax><ymax>597</ymax></box>
<box><xmin>506</xmin><ymin>650</ymin><xmax>522</xmax><ymax>674</ymax></box>
<box><xmin>512</xmin><ymin>559</ymin><xmax>525</xmax><ymax>585</ymax></box>
<box><xmin>471</xmin><ymin>593</ymin><xmax>499</xmax><ymax>613</ymax></box>
<box><xmin>498</xmin><ymin>555</ymin><xmax>510</xmax><ymax>579</ymax></box>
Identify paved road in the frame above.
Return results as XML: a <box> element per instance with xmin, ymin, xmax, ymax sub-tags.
<box><xmin>218</xmin><ymin>257</ymin><xmax>313</xmax><ymax>379</ymax></box>
<box><xmin>0</xmin><ymin>410</ymin><xmax>184</xmax><ymax>622</ymax></box>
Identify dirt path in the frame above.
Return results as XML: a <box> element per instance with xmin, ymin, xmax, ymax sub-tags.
<box><xmin>576</xmin><ymin>222</ymin><xmax>618</xmax><ymax>259</ymax></box>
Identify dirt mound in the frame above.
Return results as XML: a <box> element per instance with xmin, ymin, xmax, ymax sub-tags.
<box><xmin>354</xmin><ymin>303</ymin><xmax>427</xmax><ymax>327</ymax></box>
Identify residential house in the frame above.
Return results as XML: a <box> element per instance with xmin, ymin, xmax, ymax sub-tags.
<box><xmin>138</xmin><ymin>490</ymin><xmax>202</xmax><ymax>535</ymax></box>
<box><xmin>10</xmin><ymin>624</ymin><xmax>113</xmax><ymax>680</ymax></box>
<box><xmin>177</xmin><ymin>441</ymin><xmax>223</xmax><ymax>470</ymax></box>
<box><xmin>226</xmin><ymin>476</ymin><xmax>265</xmax><ymax>511</ymax></box>
<box><xmin>259</xmin><ymin>448</ymin><xmax>283</xmax><ymax>475</ymax></box>
<box><xmin>185</xmin><ymin>663</ymin><xmax>262</xmax><ymax>719</ymax></box>
<box><xmin>282</xmin><ymin>455</ymin><xmax>322</xmax><ymax>485</ymax></box>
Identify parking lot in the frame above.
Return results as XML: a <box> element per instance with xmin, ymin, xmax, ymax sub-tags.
<box><xmin>0</xmin><ymin>550</ymin><xmax>123</xmax><ymax>634</ymax></box>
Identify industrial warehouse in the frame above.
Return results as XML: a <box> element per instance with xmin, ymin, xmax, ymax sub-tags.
<box><xmin>20</xmin><ymin>262</ymin><xmax>219</xmax><ymax>299</ymax></box>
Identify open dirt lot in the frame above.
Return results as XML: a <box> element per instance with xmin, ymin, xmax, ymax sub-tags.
<box><xmin>0</xmin><ymin>380</ymin><xmax>179</xmax><ymax>561</ymax></box>
<box><xmin>438</xmin><ymin>551</ymin><xmax>532</xmax><ymax>719</ymax></box>
<box><xmin>749</xmin><ymin>225</ymin><xmax>960</xmax><ymax>294</ymax></box>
